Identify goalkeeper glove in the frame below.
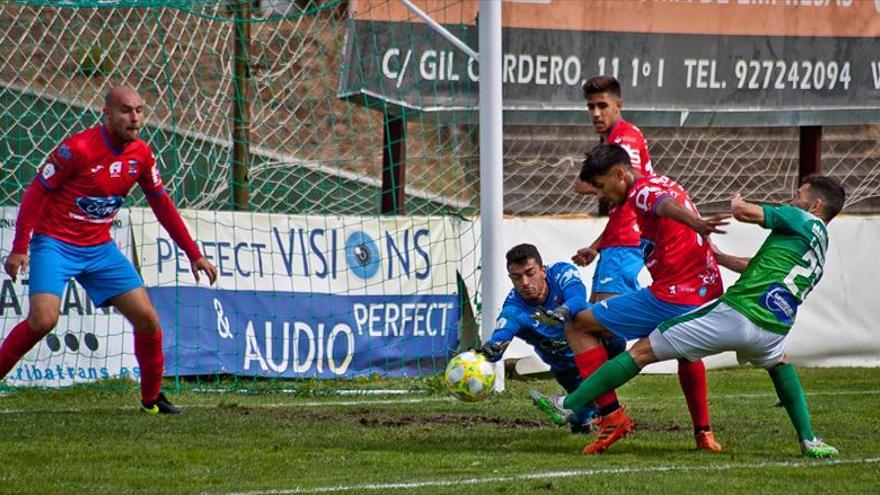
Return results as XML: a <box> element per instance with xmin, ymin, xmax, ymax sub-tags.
<box><xmin>531</xmin><ymin>305</ymin><xmax>571</xmax><ymax>326</ymax></box>
<box><xmin>475</xmin><ymin>341</ymin><xmax>509</xmax><ymax>362</ymax></box>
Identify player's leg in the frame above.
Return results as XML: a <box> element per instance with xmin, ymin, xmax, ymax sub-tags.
<box><xmin>556</xmin><ymin>367</ymin><xmax>598</xmax><ymax>433</ymax></box>
<box><xmin>565</xmin><ymin>310</ymin><xmax>625</xmax><ymax>416</ymax></box>
<box><xmin>567</xmin><ymin>293</ymin><xmax>672</xmax><ymax>454</ymax></box>
<box><xmin>110</xmin><ymin>287</ymin><xmax>179</xmax><ymax>414</ymax></box>
<box><xmin>0</xmin><ymin>294</ymin><xmax>61</xmax><ymax>379</ymax></box>
<box><xmin>652</xmin><ymin>300</ymin><xmax>727</xmax><ymax>452</ymax></box>
<box><xmin>761</xmin><ymin>353</ymin><xmax>838</xmax><ymax>458</ymax></box>
<box><xmin>590</xmin><ymin>246</ymin><xmax>642</xmax><ymax>360</ymax></box>
<box><xmin>77</xmin><ymin>241</ymin><xmax>178</xmax><ymax>414</ymax></box>
<box><xmin>656</xmin><ymin>300</ymin><xmax>784</xmax><ymax>452</ymax></box>
<box><xmin>676</xmin><ymin>357</ymin><xmax>719</xmax><ymax>451</ymax></box>
<box><xmin>531</xmin><ymin>310</ymin><xmax>627</xmax><ymax>434</ymax></box>
<box><xmin>0</xmin><ymin>235</ymin><xmax>73</xmax><ymax>379</ymax></box>
<box><xmin>563</xmin><ymin>337</ymin><xmax>656</xmax><ymax>413</ymax></box>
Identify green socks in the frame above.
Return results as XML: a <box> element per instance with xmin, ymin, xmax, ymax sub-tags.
<box><xmin>563</xmin><ymin>352</ymin><xmax>641</xmax><ymax>410</ymax></box>
<box><xmin>768</xmin><ymin>362</ymin><xmax>815</xmax><ymax>443</ymax></box>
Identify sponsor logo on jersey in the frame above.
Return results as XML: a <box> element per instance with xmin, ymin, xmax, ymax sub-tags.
<box><xmin>599</xmin><ymin>277</ymin><xmax>614</xmax><ymax>284</ymax></box>
<box><xmin>75</xmin><ymin>195</ymin><xmax>124</xmax><ymax>220</ymax></box>
<box><xmin>41</xmin><ymin>163</ymin><xmax>56</xmax><ymax>180</ymax></box>
<box><xmin>128</xmin><ymin>160</ymin><xmax>139</xmax><ymax>176</ymax></box>
<box><xmin>90</xmin><ymin>165</ymin><xmax>104</xmax><ymax>174</ymax></box>
<box><xmin>760</xmin><ymin>283</ymin><xmax>799</xmax><ymax>325</ymax></box>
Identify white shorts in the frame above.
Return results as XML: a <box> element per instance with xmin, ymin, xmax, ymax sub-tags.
<box><xmin>648</xmin><ymin>300</ymin><xmax>787</xmax><ymax>369</ymax></box>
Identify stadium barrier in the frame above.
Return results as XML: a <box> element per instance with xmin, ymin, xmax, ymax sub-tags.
<box><xmin>460</xmin><ymin>215</ymin><xmax>880</xmax><ymax>374</ymax></box>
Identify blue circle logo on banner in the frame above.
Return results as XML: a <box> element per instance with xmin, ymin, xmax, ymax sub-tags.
<box><xmin>345</xmin><ymin>231</ymin><xmax>380</xmax><ymax>280</ymax></box>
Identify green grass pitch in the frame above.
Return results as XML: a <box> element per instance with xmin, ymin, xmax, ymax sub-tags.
<box><xmin>0</xmin><ymin>367</ymin><xmax>877</xmax><ymax>494</ymax></box>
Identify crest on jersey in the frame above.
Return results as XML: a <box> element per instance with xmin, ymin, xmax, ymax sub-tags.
<box><xmin>41</xmin><ymin>163</ymin><xmax>56</xmax><ymax>180</ymax></box>
<box><xmin>128</xmin><ymin>159</ymin><xmax>139</xmax><ymax>176</ymax></box>
<box><xmin>75</xmin><ymin>195</ymin><xmax>124</xmax><ymax>219</ymax></box>
<box><xmin>109</xmin><ymin>161</ymin><xmax>123</xmax><ymax>177</ymax></box>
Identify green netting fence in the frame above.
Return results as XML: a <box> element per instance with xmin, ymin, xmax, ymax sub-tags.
<box><xmin>0</xmin><ymin>0</ymin><xmax>483</xmax><ymax>393</ymax></box>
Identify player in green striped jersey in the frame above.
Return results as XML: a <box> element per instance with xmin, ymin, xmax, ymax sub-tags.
<box><xmin>544</xmin><ymin>175</ymin><xmax>845</xmax><ymax>458</ymax></box>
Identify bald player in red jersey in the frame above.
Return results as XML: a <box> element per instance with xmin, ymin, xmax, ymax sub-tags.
<box><xmin>2</xmin><ymin>86</ymin><xmax>217</xmax><ymax>414</ymax></box>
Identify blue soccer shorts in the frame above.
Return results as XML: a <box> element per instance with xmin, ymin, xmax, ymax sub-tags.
<box><xmin>592</xmin><ymin>287</ymin><xmax>700</xmax><ymax>340</ymax></box>
<box><xmin>28</xmin><ymin>234</ymin><xmax>143</xmax><ymax>307</ymax></box>
<box><xmin>591</xmin><ymin>246</ymin><xmax>643</xmax><ymax>296</ymax></box>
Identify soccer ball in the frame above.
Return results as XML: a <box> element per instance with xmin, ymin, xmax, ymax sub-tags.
<box><xmin>444</xmin><ymin>351</ymin><xmax>495</xmax><ymax>402</ymax></box>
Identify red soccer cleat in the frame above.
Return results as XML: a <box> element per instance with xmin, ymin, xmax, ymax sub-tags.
<box><xmin>695</xmin><ymin>430</ymin><xmax>723</xmax><ymax>453</ymax></box>
<box><xmin>582</xmin><ymin>407</ymin><xmax>636</xmax><ymax>455</ymax></box>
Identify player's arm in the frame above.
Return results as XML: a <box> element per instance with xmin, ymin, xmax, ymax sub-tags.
<box><xmin>710</xmin><ymin>242</ymin><xmax>751</xmax><ymax>274</ymax></box>
<box><xmin>4</xmin><ymin>178</ymin><xmax>50</xmax><ymax>281</ymax></box>
<box><xmin>572</xmin><ymin>234</ymin><xmax>601</xmax><ymax>267</ymax></box>
<box><xmin>139</xmin><ymin>158</ymin><xmax>217</xmax><ymax>285</ymax></box>
<box><xmin>476</xmin><ymin>314</ymin><xmax>519</xmax><ymax>362</ymax></box>
<box><xmin>145</xmin><ymin>192</ymin><xmax>217</xmax><ymax>285</ymax></box>
<box><xmin>5</xmin><ymin>143</ymin><xmax>80</xmax><ymax>281</ymax></box>
<box><xmin>730</xmin><ymin>194</ymin><xmax>764</xmax><ymax>225</ymax></box>
<box><xmin>534</xmin><ymin>264</ymin><xmax>589</xmax><ymax>324</ymax></box>
<box><xmin>654</xmin><ymin>197</ymin><xmax>730</xmax><ymax>236</ymax></box>
<box><xmin>559</xmin><ymin>270</ymin><xmax>590</xmax><ymax>318</ymax></box>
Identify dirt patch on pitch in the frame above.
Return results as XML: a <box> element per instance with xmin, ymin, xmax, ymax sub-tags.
<box><xmin>355</xmin><ymin>412</ymin><xmax>546</xmax><ymax>429</ymax></box>
<box><xmin>213</xmin><ymin>403</ymin><xmax>546</xmax><ymax>429</ymax></box>
<box><xmin>633</xmin><ymin>421</ymin><xmax>684</xmax><ymax>432</ymax></box>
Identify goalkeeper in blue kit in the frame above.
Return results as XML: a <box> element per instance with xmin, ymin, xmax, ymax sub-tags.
<box><xmin>476</xmin><ymin>243</ymin><xmax>626</xmax><ymax>432</ymax></box>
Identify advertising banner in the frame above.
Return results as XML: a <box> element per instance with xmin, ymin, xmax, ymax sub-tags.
<box><xmin>131</xmin><ymin>209</ymin><xmax>460</xmax><ymax>378</ymax></box>
<box><xmin>341</xmin><ymin>0</ymin><xmax>880</xmax><ymax>125</ymax></box>
<box><xmin>0</xmin><ymin>208</ymin><xmax>137</xmax><ymax>387</ymax></box>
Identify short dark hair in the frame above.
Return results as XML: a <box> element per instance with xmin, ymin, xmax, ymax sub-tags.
<box><xmin>579</xmin><ymin>144</ymin><xmax>631</xmax><ymax>184</ymax></box>
<box><xmin>506</xmin><ymin>243</ymin><xmax>543</xmax><ymax>269</ymax></box>
<box><xmin>582</xmin><ymin>75</ymin><xmax>621</xmax><ymax>100</ymax></box>
<box><xmin>801</xmin><ymin>174</ymin><xmax>846</xmax><ymax>221</ymax></box>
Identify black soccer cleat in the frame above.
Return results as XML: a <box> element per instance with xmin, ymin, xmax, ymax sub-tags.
<box><xmin>141</xmin><ymin>392</ymin><xmax>181</xmax><ymax>415</ymax></box>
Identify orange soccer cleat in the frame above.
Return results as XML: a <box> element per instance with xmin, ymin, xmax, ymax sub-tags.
<box><xmin>582</xmin><ymin>407</ymin><xmax>636</xmax><ymax>455</ymax></box>
<box><xmin>695</xmin><ymin>430</ymin><xmax>723</xmax><ymax>453</ymax></box>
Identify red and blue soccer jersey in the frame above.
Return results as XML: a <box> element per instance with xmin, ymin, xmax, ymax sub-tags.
<box><xmin>32</xmin><ymin>125</ymin><xmax>163</xmax><ymax>247</ymax></box>
<box><xmin>628</xmin><ymin>175</ymin><xmax>723</xmax><ymax>306</ymax></box>
<box><xmin>598</xmin><ymin>119</ymin><xmax>654</xmax><ymax>250</ymax></box>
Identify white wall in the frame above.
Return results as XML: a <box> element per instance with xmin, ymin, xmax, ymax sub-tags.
<box><xmin>458</xmin><ymin>215</ymin><xmax>880</xmax><ymax>373</ymax></box>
